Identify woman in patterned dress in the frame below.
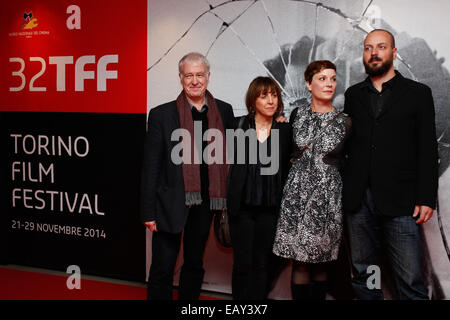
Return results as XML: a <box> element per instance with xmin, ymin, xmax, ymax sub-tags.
<box><xmin>272</xmin><ymin>60</ymin><xmax>351</xmax><ymax>300</ymax></box>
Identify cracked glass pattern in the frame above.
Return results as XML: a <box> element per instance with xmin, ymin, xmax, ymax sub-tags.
<box><xmin>148</xmin><ymin>0</ymin><xmax>450</xmax><ymax>299</ymax></box>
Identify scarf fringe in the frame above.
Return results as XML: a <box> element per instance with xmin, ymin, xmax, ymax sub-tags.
<box><xmin>185</xmin><ymin>193</ymin><xmax>227</xmax><ymax>210</ymax></box>
<box><xmin>210</xmin><ymin>197</ymin><xmax>227</xmax><ymax>210</ymax></box>
<box><xmin>185</xmin><ymin>192</ymin><xmax>202</xmax><ymax>207</ymax></box>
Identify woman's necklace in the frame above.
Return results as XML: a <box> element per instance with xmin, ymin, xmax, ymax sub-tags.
<box><xmin>255</xmin><ymin>119</ymin><xmax>272</xmax><ymax>142</ymax></box>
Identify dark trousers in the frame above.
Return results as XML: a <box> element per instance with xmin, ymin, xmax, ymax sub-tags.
<box><xmin>147</xmin><ymin>200</ymin><xmax>214</xmax><ymax>300</ymax></box>
<box><xmin>230</xmin><ymin>207</ymin><xmax>278</xmax><ymax>300</ymax></box>
<box><xmin>345</xmin><ymin>188</ymin><xmax>428</xmax><ymax>300</ymax></box>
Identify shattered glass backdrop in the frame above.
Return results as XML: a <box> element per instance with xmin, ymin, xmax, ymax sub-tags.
<box><xmin>147</xmin><ymin>0</ymin><xmax>450</xmax><ymax>299</ymax></box>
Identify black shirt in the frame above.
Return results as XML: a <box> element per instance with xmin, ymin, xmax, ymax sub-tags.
<box><xmin>363</xmin><ymin>72</ymin><xmax>398</xmax><ymax>118</ymax></box>
<box><xmin>243</xmin><ymin>119</ymin><xmax>282</xmax><ymax>208</ymax></box>
<box><xmin>362</xmin><ymin>72</ymin><xmax>399</xmax><ymax>203</ymax></box>
<box><xmin>191</xmin><ymin>105</ymin><xmax>209</xmax><ymax>201</ymax></box>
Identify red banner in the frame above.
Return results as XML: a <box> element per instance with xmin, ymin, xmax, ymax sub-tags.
<box><xmin>0</xmin><ymin>0</ymin><xmax>147</xmax><ymax>282</ymax></box>
<box><xmin>0</xmin><ymin>0</ymin><xmax>146</xmax><ymax>113</ymax></box>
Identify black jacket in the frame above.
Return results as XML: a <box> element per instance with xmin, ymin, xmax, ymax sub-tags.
<box><xmin>226</xmin><ymin>115</ymin><xmax>292</xmax><ymax>217</ymax></box>
<box><xmin>343</xmin><ymin>71</ymin><xmax>439</xmax><ymax>216</ymax></box>
<box><xmin>140</xmin><ymin>98</ymin><xmax>235</xmax><ymax>233</ymax></box>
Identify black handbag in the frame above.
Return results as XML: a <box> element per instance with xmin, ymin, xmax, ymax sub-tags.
<box><xmin>214</xmin><ymin>209</ymin><xmax>232</xmax><ymax>248</ymax></box>
<box><xmin>213</xmin><ymin>116</ymin><xmax>247</xmax><ymax>248</ymax></box>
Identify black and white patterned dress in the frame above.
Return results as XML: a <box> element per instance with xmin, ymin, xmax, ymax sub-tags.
<box><xmin>273</xmin><ymin>106</ymin><xmax>350</xmax><ymax>263</ymax></box>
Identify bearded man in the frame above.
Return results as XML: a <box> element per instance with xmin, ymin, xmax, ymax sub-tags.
<box><xmin>342</xmin><ymin>29</ymin><xmax>439</xmax><ymax>300</ymax></box>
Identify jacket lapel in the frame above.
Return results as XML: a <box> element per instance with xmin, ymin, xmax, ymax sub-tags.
<box><xmin>171</xmin><ymin>101</ymin><xmax>181</xmax><ymax>128</ymax></box>
<box><xmin>356</xmin><ymin>83</ymin><xmax>374</xmax><ymax>118</ymax></box>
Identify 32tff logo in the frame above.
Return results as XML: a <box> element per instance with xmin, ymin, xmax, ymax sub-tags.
<box><xmin>8</xmin><ymin>55</ymin><xmax>118</xmax><ymax>92</ymax></box>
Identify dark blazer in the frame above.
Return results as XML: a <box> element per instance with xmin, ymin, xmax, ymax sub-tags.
<box><xmin>226</xmin><ymin>115</ymin><xmax>293</xmax><ymax>217</ymax></box>
<box><xmin>140</xmin><ymin>98</ymin><xmax>235</xmax><ymax>233</ymax></box>
<box><xmin>343</xmin><ymin>71</ymin><xmax>439</xmax><ymax>217</ymax></box>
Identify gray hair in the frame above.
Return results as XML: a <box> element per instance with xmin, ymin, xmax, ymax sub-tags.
<box><xmin>178</xmin><ymin>52</ymin><xmax>210</xmax><ymax>74</ymax></box>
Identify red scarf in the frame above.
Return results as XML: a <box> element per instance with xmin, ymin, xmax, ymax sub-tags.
<box><xmin>175</xmin><ymin>90</ymin><xmax>228</xmax><ymax>210</ymax></box>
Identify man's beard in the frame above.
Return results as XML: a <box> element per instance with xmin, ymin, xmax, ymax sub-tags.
<box><xmin>363</xmin><ymin>56</ymin><xmax>393</xmax><ymax>77</ymax></box>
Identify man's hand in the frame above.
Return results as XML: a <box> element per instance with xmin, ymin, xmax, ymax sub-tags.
<box><xmin>413</xmin><ymin>205</ymin><xmax>434</xmax><ymax>224</ymax></box>
<box><xmin>144</xmin><ymin>221</ymin><xmax>158</xmax><ymax>232</ymax></box>
<box><xmin>275</xmin><ymin>114</ymin><xmax>288</xmax><ymax>123</ymax></box>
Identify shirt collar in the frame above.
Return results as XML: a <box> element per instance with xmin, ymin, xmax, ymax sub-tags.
<box><xmin>249</xmin><ymin>116</ymin><xmax>277</xmax><ymax>129</ymax></box>
<box><xmin>382</xmin><ymin>71</ymin><xmax>399</xmax><ymax>89</ymax></box>
<box><xmin>361</xmin><ymin>70</ymin><xmax>400</xmax><ymax>92</ymax></box>
<box><xmin>189</xmin><ymin>96</ymin><xmax>208</xmax><ymax>113</ymax></box>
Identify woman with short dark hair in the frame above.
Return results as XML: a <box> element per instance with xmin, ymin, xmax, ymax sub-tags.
<box><xmin>273</xmin><ymin>60</ymin><xmax>351</xmax><ymax>300</ymax></box>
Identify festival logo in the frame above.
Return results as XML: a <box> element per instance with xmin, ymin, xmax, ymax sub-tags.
<box><xmin>22</xmin><ymin>12</ymin><xmax>38</xmax><ymax>30</ymax></box>
<box><xmin>9</xmin><ymin>11</ymin><xmax>49</xmax><ymax>38</ymax></box>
